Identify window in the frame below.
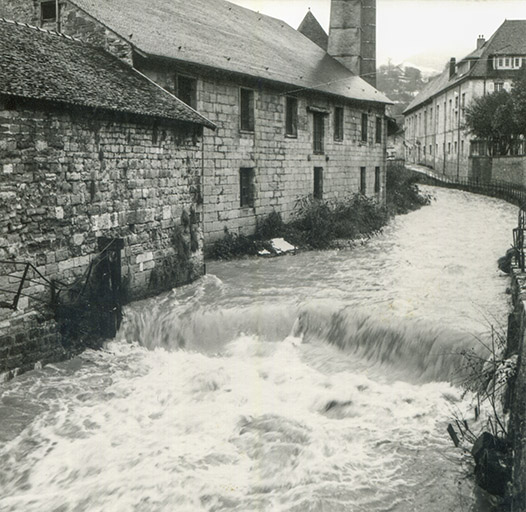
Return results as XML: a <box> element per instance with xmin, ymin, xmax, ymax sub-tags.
<box><xmin>455</xmin><ymin>96</ymin><xmax>458</xmax><ymax>109</ymax></box>
<box><xmin>374</xmin><ymin>167</ymin><xmax>380</xmax><ymax>194</ymax></box>
<box><xmin>360</xmin><ymin>167</ymin><xmax>366</xmax><ymax>194</ymax></box>
<box><xmin>495</xmin><ymin>82</ymin><xmax>504</xmax><ymax>92</ymax></box>
<box><xmin>515</xmin><ymin>58</ymin><xmax>521</xmax><ymax>68</ymax></box>
<box><xmin>334</xmin><ymin>107</ymin><xmax>344</xmax><ymax>141</ymax></box>
<box><xmin>313</xmin><ymin>167</ymin><xmax>323</xmax><ymax>199</ymax></box>
<box><xmin>285</xmin><ymin>97</ymin><xmax>298</xmax><ymax>137</ymax></box>
<box><xmin>240</xmin><ymin>88</ymin><xmax>255</xmax><ymax>132</ymax></box>
<box><xmin>499</xmin><ymin>58</ymin><xmax>504</xmax><ymax>67</ymax></box>
<box><xmin>41</xmin><ymin>1</ymin><xmax>56</xmax><ymax>22</ymax></box>
<box><xmin>313</xmin><ymin>112</ymin><xmax>325</xmax><ymax>154</ymax></box>
<box><xmin>448</xmin><ymin>142</ymin><xmax>451</xmax><ymax>154</ymax></box>
<box><xmin>239</xmin><ymin>168</ymin><xmax>255</xmax><ymax>207</ymax></box>
<box><xmin>375</xmin><ymin>116</ymin><xmax>382</xmax><ymax>143</ymax></box>
<box><xmin>429</xmin><ymin>144</ymin><xmax>432</xmax><ymax>155</ymax></box>
<box><xmin>361</xmin><ymin>113</ymin><xmax>368</xmax><ymax>142</ymax></box>
<box><xmin>454</xmin><ymin>141</ymin><xmax>458</xmax><ymax>153</ymax></box>
<box><xmin>505</xmin><ymin>58</ymin><xmax>510</xmax><ymax>67</ymax></box>
<box><xmin>176</xmin><ymin>75</ymin><xmax>197</xmax><ymax>109</ymax></box>
<box><xmin>461</xmin><ymin>140</ymin><xmax>464</xmax><ymax>154</ymax></box>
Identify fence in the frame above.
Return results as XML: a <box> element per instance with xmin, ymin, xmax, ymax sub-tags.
<box><xmin>408</xmin><ymin>167</ymin><xmax>526</xmax><ymax>209</ymax></box>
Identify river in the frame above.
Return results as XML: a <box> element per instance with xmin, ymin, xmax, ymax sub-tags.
<box><xmin>0</xmin><ymin>187</ymin><xmax>518</xmax><ymax>511</ymax></box>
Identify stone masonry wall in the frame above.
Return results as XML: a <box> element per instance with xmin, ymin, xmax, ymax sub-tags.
<box><xmin>0</xmin><ymin>1</ymin><xmax>387</xmax><ymax>244</ymax></box>
<box><xmin>139</xmin><ymin>61</ymin><xmax>387</xmax><ymax>243</ymax></box>
<box><xmin>507</xmin><ymin>267</ymin><xmax>526</xmax><ymax>510</ymax></box>
<box><xmin>0</xmin><ymin>1</ymin><xmax>133</xmax><ymax>64</ymax></box>
<box><xmin>0</xmin><ymin>97</ymin><xmax>204</xmax><ymax>380</ymax></box>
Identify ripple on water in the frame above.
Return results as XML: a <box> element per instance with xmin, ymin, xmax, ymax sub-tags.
<box><xmin>0</xmin><ymin>187</ymin><xmax>517</xmax><ymax>511</ymax></box>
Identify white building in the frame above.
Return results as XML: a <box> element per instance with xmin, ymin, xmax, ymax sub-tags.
<box><xmin>404</xmin><ymin>20</ymin><xmax>526</xmax><ymax>179</ymax></box>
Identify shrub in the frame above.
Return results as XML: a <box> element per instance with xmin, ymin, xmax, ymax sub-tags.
<box><xmin>206</xmin><ymin>228</ymin><xmax>260</xmax><ymax>260</ymax></box>
<box><xmin>207</xmin><ymin>166</ymin><xmax>431</xmax><ymax>260</ymax></box>
<box><xmin>255</xmin><ymin>210</ymin><xmax>284</xmax><ymax>240</ymax></box>
<box><xmin>386</xmin><ymin>163</ymin><xmax>431</xmax><ymax>215</ymax></box>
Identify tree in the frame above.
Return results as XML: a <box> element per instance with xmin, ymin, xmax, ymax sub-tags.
<box><xmin>511</xmin><ymin>69</ymin><xmax>526</xmax><ymax>138</ymax></box>
<box><xmin>464</xmin><ymin>91</ymin><xmax>521</xmax><ymax>156</ymax></box>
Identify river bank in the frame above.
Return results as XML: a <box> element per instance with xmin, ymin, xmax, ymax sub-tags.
<box><xmin>207</xmin><ymin>164</ymin><xmax>431</xmax><ymax>260</ymax></box>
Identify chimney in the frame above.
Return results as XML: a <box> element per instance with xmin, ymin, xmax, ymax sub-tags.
<box><xmin>477</xmin><ymin>35</ymin><xmax>486</xmax><ymax>49</ymax></box>
<box><xmin>328</xmin><ymin>0</ymin><xmax>377</xmax><ymax>87</ymax></box>
<box><xmin>449</xmin><ymin>57</ymin><xmax>456</xmax><ymax>78</ymax></box>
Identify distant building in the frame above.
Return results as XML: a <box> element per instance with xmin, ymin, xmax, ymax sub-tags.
<box><xmin>404</xmin><ymin>20</ymin><xmax>526</xmax><ymax>179</ymax></box>
<box><xmin>0</xmin><ymin>0</ymin><xmax>390</xmax><ymax>244</ymax></box>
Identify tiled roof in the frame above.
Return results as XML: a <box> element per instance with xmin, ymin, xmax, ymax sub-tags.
<box><xmin>404</xmin><ymin>20</ymin><xmax>526</xmax><ymax>114</ymax></box>
<box><xmin>298</xmin><ymin>10</ymin><xmax>328</xmax><ymax>51</ymax></box>
<box><xmin>69</xmin><ymin>0</ymin><xmax>390</xmax><ymax>105</ymax></box>
<box><xmin>0</xmin><ymin>19</ymin><xmax>215</xmax><ymax>128</ymax></box>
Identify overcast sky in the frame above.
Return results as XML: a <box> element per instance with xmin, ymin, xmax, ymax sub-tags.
<box><xmin>229</xmin><ymin>0</ymin><xmax>526</xmax><ymax>71</ymax></box>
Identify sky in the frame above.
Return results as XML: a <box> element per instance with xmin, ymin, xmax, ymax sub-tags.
<box><xmin>229</xmin><ymin>0</ymin><xmax>526</xmax><ymax>72</ymax></box>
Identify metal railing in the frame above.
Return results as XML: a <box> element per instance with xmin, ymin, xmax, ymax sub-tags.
<box><xmin>408</xmin><ymin>167</ymin><xmax>526</xmax><ymax>210</ymax></box>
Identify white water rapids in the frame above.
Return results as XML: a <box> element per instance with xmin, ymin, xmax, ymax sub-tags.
<box><xmin>0</xmin><ymin>187</ymin><xmax>518</xmax><ymax>511</ymax></box>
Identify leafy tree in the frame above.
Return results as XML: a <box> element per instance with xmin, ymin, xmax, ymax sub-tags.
<box><xmin>464</xmin><ymin>91</ymin><xmax>520</xmax><ymax>156</ymax></box>
<box><xmin>511</xmin><ymin>69</ymin><xmax>526</xmax><ymax>138</ymax></box>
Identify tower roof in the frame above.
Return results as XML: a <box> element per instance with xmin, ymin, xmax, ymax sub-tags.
<box><xmin>298</xmin><ymin>10</ymin><xmax>328</xmax><ymax>51</ymax></box>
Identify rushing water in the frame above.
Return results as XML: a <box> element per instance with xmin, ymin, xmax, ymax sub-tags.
<box><xmin>0</xmin><ymin>187</ymin><xmax>518</xmax><ymax>512</ymax></box>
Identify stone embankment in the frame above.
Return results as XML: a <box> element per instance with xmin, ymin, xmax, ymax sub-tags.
<box><xmin>508</xmin><ymin>265</ymin><xmax>526</xmax><ymax>511</ymax></box>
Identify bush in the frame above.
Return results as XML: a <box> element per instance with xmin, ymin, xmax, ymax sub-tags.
<box><xmin>386</xmin><ymin>163</ymin><xmax>431</xmax><ymax>215</ymax></box>
<box><xmin>255</xmin><ymin>210</ymin><xmax>285</xmax><ymax>239</ymax></box>
<box><xmin>207</xmin><ymin>166</ymin><xmax>431</xmax><ymax>260</ymax></box>
<box><xmin>206</xmin><ymin>228</ymin><xmax>260</xmax><ymax>260</ymax></box>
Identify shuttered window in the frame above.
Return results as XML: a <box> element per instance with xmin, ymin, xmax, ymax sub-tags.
<box><xmin>313</xmin><ymin>113</ymin><xmax>324</xmax><ymax>154</ymax></box>
<box><xmin>286</xmin><ymin>97</ymin><xmax>298</xmax><ymax>137</ymax></box>
<box><xmin>240</xmin><ymin>88</ymin><xmax>255</xmax><ymax>132</ymax></box>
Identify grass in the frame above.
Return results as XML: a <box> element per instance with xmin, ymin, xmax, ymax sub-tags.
<box><xmin>207</xmin><ymin>164</ymin><xmax>431</xmax><ymax>260</ymax></box>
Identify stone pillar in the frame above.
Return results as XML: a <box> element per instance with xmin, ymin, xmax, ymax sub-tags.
<box><xmin>328</xmin><ymin>0</ymin><xmax>377</xmax><ymax>87</ymax></box>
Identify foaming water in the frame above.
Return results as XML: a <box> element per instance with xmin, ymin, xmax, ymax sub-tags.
<box><xmin>0</xmin><ymin>187</ymin><xmax>517</xmax><ymax>511</ymax></box>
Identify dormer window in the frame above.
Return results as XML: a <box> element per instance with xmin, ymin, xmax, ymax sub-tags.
<box><xmin>495</xmin><ymin>55</ymin><xmax>525</xmax><ymax>70</ymax></box>
<box><xmin>41</xmin><ymin>1</ymin><xmax>57</xmax><ymax>23</ymax></box>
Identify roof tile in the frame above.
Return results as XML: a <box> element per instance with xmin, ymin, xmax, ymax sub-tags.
<box><xmin>69</xmin><ymin>0</ymin><xmax>390</xmax><ymax>104</ymax></box>
<box><xmin>0</xmin><ymin>19</ymin><xmax>215</xmax><ymax>128</ymax></box>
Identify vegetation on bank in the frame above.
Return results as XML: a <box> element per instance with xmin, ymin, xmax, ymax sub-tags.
<box><xmin>207</xmin><ymin>164</ymin><xmax>431</xmax><ymax>260</ymax></box>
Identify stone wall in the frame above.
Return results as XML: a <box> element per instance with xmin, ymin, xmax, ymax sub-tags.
<box><xmin>0</xmin><ymin>96</ymin><xmax>204</xmax><ymax>380</ymax></box>
<box><xmin>470</xmin><ymin>156</ymin><xmax>526</xmax><ymax>187</ymax></box>
<box><xmin>507</xmin><ymin>267</ymin><xmax>526</xmax><ymax>510</ymax></box>
<box><xmin>138</xmin><ymin>59</ymin><xmax>387</xmax><ymax>243</ymax></box>
<box><xmin>0</xmin><ymin>0</ymin><xmax>133</xmax><ymax>64</ymax></box>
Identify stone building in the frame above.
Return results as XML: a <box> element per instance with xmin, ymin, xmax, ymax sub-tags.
<box><xmin>0</xmin><ymin>19</ymin><xmax>214</xmax><ymax>379</ymax></box>
<box><xmin>0</xmin><ymin>0</ymin><xmax>390</xmax><ymax>244</ymax></box>
<box><xmin>404</xmin><ymin>20</ymin><xmax>526</xmax><ymax>179</ymax></box>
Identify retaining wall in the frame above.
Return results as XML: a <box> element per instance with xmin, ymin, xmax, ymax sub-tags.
<box><xmin>509</xmin><ymin>267</ymin><xmax>526</xmax><ymax>511</ymax></box>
